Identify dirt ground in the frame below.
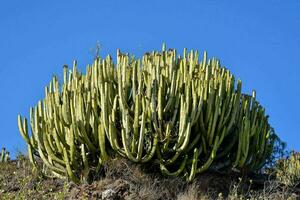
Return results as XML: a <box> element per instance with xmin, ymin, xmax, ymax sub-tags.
<box><xmin>0</xmin><ymin>156</ymin><xmax>299</xmax><ymax>200</ymax></box>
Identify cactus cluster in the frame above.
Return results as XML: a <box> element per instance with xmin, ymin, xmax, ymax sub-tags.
<box><xmin>0</xmin><ymin>147</ymin><xmax>10</xmax><ymax>163</ymax></box>
<box><xmin>18</xmin><ymin>45</ymin><xmax>275</xmax><ymax>183</ymax></box>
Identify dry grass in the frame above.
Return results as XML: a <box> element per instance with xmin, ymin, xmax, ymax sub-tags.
<box><xmin>0</xmin><ymin>154</ymin><xmax>68</xmax><ymax>199</ymax></box>
<box><xmin>177</xmin><ymin>183</ymin><xmax>209</xmax><ymax>200</ymax></box>
<box><xmin>0</xmin><ymin>155</ymin><xmax>299</xmax><ymax>199</ymax></box>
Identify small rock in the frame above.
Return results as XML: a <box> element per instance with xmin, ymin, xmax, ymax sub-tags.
<box><xmin>102</xmin><ymin>188</ymin><xmax>116</xmax><ymax>199</ymax></box>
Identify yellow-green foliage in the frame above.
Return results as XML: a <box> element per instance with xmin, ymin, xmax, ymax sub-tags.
<box><xmin>18</xmin><ymin>45</ymin><xmax>276</xmax><ymax>183</ymax></box>
<box><xmin>275</xmin><ymin>152</ymin><xmax>300</xmax><ymax>187</ymax></box>
<box><xmin>0</xmin><ymin>147</ymin><xmax>10</xmax><ymax>163</ymax></box>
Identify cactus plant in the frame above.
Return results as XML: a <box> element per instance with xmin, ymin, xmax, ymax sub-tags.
<box><xmin>0</xmin><ymin>147</ymin><xmax>10</xmax><ymax>163</ymax></box>
<box><xmin>275</xmin><ymin>151</ymin><xmax>300</xmax><ymax>187</ymax></box>
<box><xmin>18</xmin><ymin>45</ymin><xmax>277</xmax><ymax>183</ymax></box>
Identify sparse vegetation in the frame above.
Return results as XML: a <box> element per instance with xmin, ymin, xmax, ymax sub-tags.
<box><xmin>0</xmin><ymin>154</ymin><xmax>299</xmax><ymax>199</ymax></box>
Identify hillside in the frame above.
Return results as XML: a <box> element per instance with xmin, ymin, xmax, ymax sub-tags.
<box><xmin>0</xmin><ymin>155</ymin><xmax>299</xmax><ymax>200</ymax></box>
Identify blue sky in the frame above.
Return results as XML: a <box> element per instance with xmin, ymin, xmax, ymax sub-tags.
<box><xmin>0</xmin><ymin>0</ymin><xmax>299</xmax><ymax>157</ymax></box>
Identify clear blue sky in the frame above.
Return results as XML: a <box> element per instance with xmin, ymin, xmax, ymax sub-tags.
<box><xmin>0</xmin><ymin>0</ymin><xmax>299</xmax><ymax>157</ymax></box>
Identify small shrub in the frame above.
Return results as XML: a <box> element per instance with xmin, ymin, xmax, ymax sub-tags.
<box><xmin>275</xmin><ymin>151</ymin><xmax>300</xmax><ymax>187</ymax></box>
